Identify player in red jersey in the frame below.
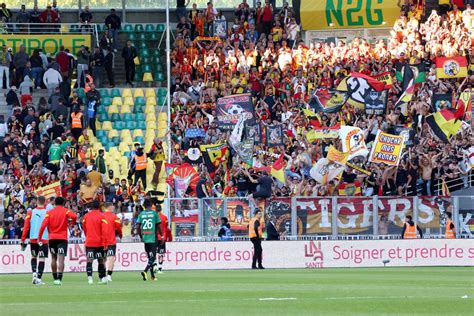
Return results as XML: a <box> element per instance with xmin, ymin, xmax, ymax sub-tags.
<box><xmin>154</xmin><ymin>203</ymin><xmax>172</xmax><ymax>274</ymax></box>
<box><xmin>102</xmin><ymin>202</ymin><xmax>122</xmax><ymax>282</ymax></box>
<box><xmin>38</xmin><ymin>197</ymin><xmax>77</xmax><ymax>285</ymax></box>
<box><xmin>82</xmin><ymin>200</ymin><xmax>108</xmax><ymax>285</ymax></box>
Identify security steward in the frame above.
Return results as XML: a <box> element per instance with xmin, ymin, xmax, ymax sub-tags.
<box><xmin>401</xmin><ymin>215</ymin><xmax>423</xmax><ymax>239</ymax></box>
<box><xmin>134</xmin><ymin>146</ymin><xmax>147</xmax><ymax>189</ymax></box>
<box><xmin>249</xmin><ymin>209</ymin><xmax>264</xmax><ymax>269</ymax></box>
<box><xmin>445</xmin><ymin>212</ymin><xmax>456</xmax><ymax>239</ymax></box>
<box><xmin>70</xmin><ymin>106</ymin><xmax>83</xmax><ymax>141</ymax></box>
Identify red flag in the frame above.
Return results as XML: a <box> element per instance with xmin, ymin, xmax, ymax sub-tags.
<box><xmin>351</xmin><ymin>72</ymin><xmax>387</xmax><ymax>92</ymax></box>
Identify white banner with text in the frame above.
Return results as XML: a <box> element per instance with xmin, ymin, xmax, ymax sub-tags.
<box><xmin>1</xmin><ymin>239</ymin><xmax>473</xmax><ymax>273</ymax></box>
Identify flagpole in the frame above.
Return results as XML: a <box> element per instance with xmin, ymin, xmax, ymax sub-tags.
<box><xmin>166</xmin><ymin>0</ymin><xmax>172</xmax><ymax>206</ymax></box>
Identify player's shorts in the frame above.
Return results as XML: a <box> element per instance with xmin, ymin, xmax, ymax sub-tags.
<box><xmin>30</xmin><ymin>242</ymin><xmax>49</xmax><ymax>258</ymax></box>
<box><xmin>49</xmin><ymin>239</ymin><xmax>68</xmax><ymax>256</ymax></box>
<box><xmin>106</xmin><ymin>245</ymin><xmax>117</xmax><ymax>257</ymax></box>
<box><xmin>157</xmin><ymin>242</ymin><xmax>166</xmax><ymax>255</ymax></box>
<box><xmin>144</xmin><ymin>243</ymin><xmax>157</xmax><ymax>258</ymax></box>
<box><xmin>86</xmin><ymin>247</ymin><xmax>105</xmax><ymax>260</ymax></box>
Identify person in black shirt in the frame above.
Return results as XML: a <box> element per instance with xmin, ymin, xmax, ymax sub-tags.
<box><xmin>196</xmin><ymin>172</ymin><xmax>209</xmax><ymax>198</ymax></box>
<box><xmin>91</xmin><ymin>47</ymin><xmax>105</xmax><ymax>88</ymax></box>
<box><xmin>104</xmin><ymin>47</ymin><xmax>115</xmax><ymax>88</ymax></box>
<box><xmin>121</xmin><ymin>41</ymin><xmax>137</xmax><ymax>86</ymax></box>
<box><xmin>176</xmin><ymin>0</ymin><xmax>190</xmax><ymax>20</ymax></box>
<box><xmin>176</xmin><ymin>16</ymin><xmax>191</xmax><ymax>37</ymax></box>
<box><xmin>266</xmin><ymin>215</ymin><xmax>279</xmax><ymax>241</ymax></box>
<box><xmin>86</xmin><ymin>83</ymin><xmax>100</xmax><ymax>136</ymax></box>
<box><xmin>104</xmin><ymin>9</ymin><xmax>121</xmax><ymax>51</ymax></box>
<box><xmin>245</xmin><ymin>170</ymin><xmax>272</xmax><ymax>208</ymax></box>
<box><xmin>79</xmin><ymin>6</ymin><xmax>93</xmax><ymax>34</ymax></box>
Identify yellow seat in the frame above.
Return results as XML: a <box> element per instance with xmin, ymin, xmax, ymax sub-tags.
<box><xmin>146</xmin><ymin>97</ymin><xmax>156</xmax><ymax>106</ymax></box>
<box><xmin>120</xmin><ymin>130</ymin><xmax>131</xmax><ymax>139</ymax></box>
<box><xmin>121</xmin><ymin>88</ymin><xmax>132</xmax><ymax>98</ymax></box>
<box><xmin>145</xmin><ymin>129</ymin><xmax>156</xmax><ymax>139</ymax></box>
<box><xmin>157</xmin><ymin>112</ymin><xmax>167</xmax><ymax>122</ymax></box>
<box><xmin>156</xmin><ymin>182</ymin><xmax>167</xmax><ymax>193</ymax></box>
<box><xmin>120</xmin><ymin>104</ymin><xmax>132</xmax><ymax>114</ymax></box>
<box><xmin>145</xmin><ymin>113</ymin><xmax>156</xmax><ymax>122</ymax></box>
<box><xmin>108</xmin><ymin>104</ymin><xmax>119</xmax><ymax>114</ymax></box>
<box><xmin>112</xmin><ymin>97</ymin><xmax>123</xmax><ymax>106</ymax></box>
<box><xmin>133</xmin><ymin>129</ymin><xmax>144</xmax><ymax>138</ymax></box>
<box><xmin>94</xmin><ymin>122</ymin><xmax>101</xmax><ymax>130</ymax></box>
<box><xmin>101</xmin><ymin>121</ymin><xmax>112</xmax><ymax>131</ymax></box>
<box><xmin>144</xmin><ymin>141</ymin><xmax>153</xmax><ymax>153</ymax></box>
<box><xmin>108</xmin><ymin>129</ymin><xmax>119</xmax><ymax>138</ymax></box>
<box><xmin>145</xmin><ymin>104</ymin><xmax>155</xmax><ymax>114</ymax></box>
<box><xmin>123</xmin><ymin>96</ymin><xmax>134</xmax><ymax>106</ymax></box>
<box><xmin>124</xmin><ymin>138</ymin><xmax>134</xmax><ymax>146</ymax></box>
<box><xmin>108</xmin><ymin>147</ymin><xmax>120</xmax><ymax>161</ymax></box>
<box><xmin>143</xmin><ymin>73</ymin><xmax>153</xmax><ymax>82</ymax></box>
<box><xmin>145</xmin><ymin>89</ymin><xmax>156</xmax><ymax>98</ymax></box>
<box><xmin>157</xmin><ymin>128</ymin><xmax>166</xmax><ymax>138</ymax></box>
<box><xmin>146</xmin><ymin>121</ymin><xmax>157</xmax><ymax>130</ymax></box>
<box><xmin>133</xmin><ymin>88</ymin><xmax>144</xmax><ymax>98</ymax></box>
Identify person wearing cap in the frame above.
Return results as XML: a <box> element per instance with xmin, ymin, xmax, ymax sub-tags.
<box><xmin>0</xmin><ymin>45</ymin><xmax>11</xmax><ymax>89</ymax></box>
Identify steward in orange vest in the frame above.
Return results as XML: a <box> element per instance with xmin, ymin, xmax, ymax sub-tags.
<box><xmin>133</xmin><ymin>147</ymin><xmax>147</xmax><ymax>189</ymax></box>
<box><xmin>445</xmin><ymin>212</ymin><xmax>455</xmax><ymax>239</ymax></box>
<box><xmin>70</xmin><ymin>107</ymin><xmax>83</xmax><ymax>141</ymax></box>
<box><xmin>401</xmin><ymin>215</ymin><xmax>423</xmax><ymax>239</ymax></box>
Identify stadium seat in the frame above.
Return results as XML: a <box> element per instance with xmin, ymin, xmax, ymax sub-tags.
<box><xmin>110</xmin><ymin>113</ymin><xmax>121</xmax><ymax>122</ymax></box>
<box><xmin>138</xmin><ymin>33</ymin><xmax>147</xmax><ymax>42</ymax></box>
<box><xmin>140</xmin><ymin>49</ymin><xmax>150</xmax><ymax>58</ymax></box>
<box><xmin>134</xmin><ymin>71</ymin><xmax>143</xmax><ymax>82</ymax></box>
<box><xmin>155</xmin><ymin>72</ymin><xmax>165</xmax><ymax>83</ymax></box>
<box><xmin>158</xmin><ymin>112</ymin><xmax>167</xmax><ymax>122</ymax></box>
<box><xmin>137</xmin><ymin>120</ymin><xmax>146</xmax><ymax>130</ymax></box>
<box><xmin>146</xmin><ymin>121</ymin><xmax>157</xmax><ymax>130</ymax></box>
<box><xmin>136</xmin><ymin>112</ymin><xmax>146</xmax><ymax>121</ymax></box>
<box><xmin>108</xmin><ymin>129</ymin><xmax>119</xmax><ymax>138</ymax></box>
<box><xmin>99</xmin><ymin>89</ymin><xmax>109</xmax><ymax>98</ymax></box>
<box><xmin>146</xmin><ymin>97</ymin><xmax>156</xmax><ymax>106</ymax></box>
<box><xmin>120</xmin><ymin>129</ymin><xmax>131</xmax><ymax>138</ymax></box>
<box><xmin>128</xmin><ymin>33</ymin><xmax>137</xmax><ymax>41</ymax></box>
<box><xmin>108</xmin><ymin>104</ymin><xmax>119</xmax><ymax>114</ymax></box>
<box><xmin>102</xmin><ymin>97</ymin><xmax>112</xmax><ymax>107</ymax></box>
<box><xmin>133</xmin><ymin>105</ymin><xmax>144</xmax><ymax>113</ymax></box>
<box><xmin>96</xmin><ymin>130</ymin><xmax>107</xmax><ymax>139</ymax></box>
<box><xmin>134</xmin><ymin>24</ymin><xmax>144</xmax><ymax>32</ymax></box>
<box><xmin>151</xmin><ymin>50</ymin><xmax>161</xmax><ymax>58</ymax></box>
<box><xmin>112</xmin><ymin>97</ymin><xmax>122</xmax><ymax>106</ymax></box>
<box><xmin>145</xmin><ymin>89</ymin><xmax>156</xmax><ymax>98</ymax></box>
<box><xmin>135</xmin><ymin>96</ymin><xmax>146</xmax><ymax>106</ymax></box>
<box><xmin>123</xmin><ymin>97</ymin><xmax>134</xmax><ymax>106</ymax></box>
<box><xmin>122</xmin><ymin>24</ymin><xmax>133</xmax><ymax>33</ymax></box>
<box><xmin>137</xmin><ymin>41</ymin><xmax>147</xmax><ymax>50</ymax></box>
<box><xmin>147</xmin><ymin>33</ymin><xmax>158</xmax><ymax>41</ymax></box>
<box><xmin>122</xmin><ymin>113</ymin><xmax>133</xmax><ymax>122</ymax></box>
<box><xmin>156</xmin><ymin>24</ymin><xmax>165</xmax><ymax>32</ymax></box>
<box><xmin>153</xmin><ymin>62</ymin><xmax>163</xmax><ymax>72</ymax></box>
<box><xmin>97</xmin><ymin>106</ymin><xmax>107</xmax><ymax>116</ymax></box>
<box><xmin>113</xmin><ymin>121</ymin><xmax>125</xmax><ymax>130</ymax></box>
<box><xmin>125</xmin><ymin>120</ymin><xmax>137</xmax><ymax>130</ymax></box>
<box><xmin>143</xmin><ymin>73</ymin><xmax>153</xmax><ymax>82</ymax></box>
<box><xmin>145</xmin><ymin>104</ymin><xmax>155</xmax><ymax>114</ymax></box>
<box><xmin>101</xmin><ymin>121</ymin><xmax>112</xmax><ymax>131</ymax></box>
<box><xmin>98</xmin><ymin>113</ymin><xmax>109</xmax><ymax>122</ymax></box>
<box><xmin>111</xmin><ymin>137</ymin><xmax>121</xmax><ymax>147</ymax></box>
<box><xmin>142</xmin><ymin>64</ymin><xmax>152</xmax><ymax>73</ymax></box>
<box><xmin>157</xmin><ymin>128</ymin><xmax>166</xmax><ymax>138</ymax></box>
<box><xmin>76</xmin><ymin>88</ymin><xmax>85</xmax><ymax>98</ymax></box>
<box><xmin>133</xmin><ymin>129</ymin><xmax>144</xmax><ymax>138</ymax></box>
<box><xmin>145</xmin><ymin>113</ymin><xmax>156</xmax><ymax>122</ymax></box>
<box><xmin>122</xmin><ymin>88</ymin><xmax>133</xmax><ymax>98</ymax></box>
<box><xmin>120</xmin><ymin>105</ymin><xmax>132</xmax><ymax>114</ymax></box>
<box><xmin>110</xmin><ymin>88</ymin><xmax>121</xmax><ymax>98</ymax></box>
<box><xmin>145</xmin><ymin>24</ymin><xmax>155</xmax><ymax>33</ymax></box>
<box><xmin>134</xmin><ymin>89</ymin><xmax>144</xmax><ymax>98</ymax></box>
<box><xmin>157</xmin><ymin>87</ymin><xmax>167</xmax><ymax>97</ymax></box>
<box><xmin>157</xmin><ymin>96</ymin><xmax>166</xmax><ymax>106</ymax></box>
<box><xmin>140</xmin><ymin>56</ymin><xmax>151</xmax><ymax>65</ymax></box>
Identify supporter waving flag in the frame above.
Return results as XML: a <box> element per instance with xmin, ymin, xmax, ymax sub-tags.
<box><xmin>335</xmin><ymin>73</ymin><xmax>386</xmax><ymax>109</ymax></box>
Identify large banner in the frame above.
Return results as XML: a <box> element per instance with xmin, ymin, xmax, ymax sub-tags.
<box><xmin>0</xmin><ymin>34</ymin><xmax>92</xmax><ymax>55</ymax></box>
<box><xmin>338</xmin><ymin>126</ymin><xmax>369</xmax><ymax>160</ymax></box>
<box><xmin>368</xmin><ymin>130</ymin><xmax>405</xmax><ymax>166</ymax></box>
<box><xmin>298</xmin><ymin>0</ymin><xmax>400</xmax><ymax>30</ymax></box>
<box><xmin>1</xmin><ymin>239</ymin><xmax>472</xmax><ymax>273</ymax></box>
<box><xmin>216</xmin><ymin>94</ymin><xmax>255</xmax><ymax>130</ymax></box>
<box><xmin>34</xmin><ymin>182</ymin><xmax>62</xmax><ymax>198</ymax></box>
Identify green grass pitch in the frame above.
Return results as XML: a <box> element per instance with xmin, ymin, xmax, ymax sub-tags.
<box><xmin>1</xmin><ymin>267</ymin><xmax>473</xmax><ymax>315</ymax></box>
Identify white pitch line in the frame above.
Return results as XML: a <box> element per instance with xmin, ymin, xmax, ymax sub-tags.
<box><xmin>259</xmin><ymin>298</ymin><xmax>297</xmax><ymax>301</ymax></box>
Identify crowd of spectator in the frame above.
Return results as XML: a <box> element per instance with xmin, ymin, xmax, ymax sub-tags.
<box><xmin>0</xmin><ymin>1</ymin><xmax>473</xmax><ymax>239</ymax></box>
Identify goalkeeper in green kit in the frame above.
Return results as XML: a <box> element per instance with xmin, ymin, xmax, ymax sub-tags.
<box><xmin>137</xmin><ymin>199</ymin><xmax>163</xmax><ymax>281</ymax></box>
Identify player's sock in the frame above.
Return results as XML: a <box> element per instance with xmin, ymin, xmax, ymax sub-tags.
<box><xmin>31</xmin><ymin>258</ymin><xmax>37</xmax><ymax>273</ymax></box>
<box><xmin>38</xmin><ymin>262</ymin><xmax>45</xmax><ymax>279</ymax></box>
<box><xmin>158</xmin><ymin>258</ymin><xmax>163</xmax><ymax>271</ymax></box>
<box><xmin>98</xmin><ymin>263</ymin><xmax>106</xmax><ymax>279</ymax></box>
<box><xmin>52</xmin><ymin>272</ymin><xmax>58</xmax><ymax>280</ymax></box>
<box><xmin>58</xmin><ymin>273</ymin><xmax>63</xmax><ymax>281</ymax></box>
<box><xmin>107</xmin><ymin>270</ymin><xmax>113</xmax><ymax>276</ymax></box>
<box><xmin>86</xmin><ymin>262</ymin><xmax>93</xmax><ymax>277</ymax></box>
